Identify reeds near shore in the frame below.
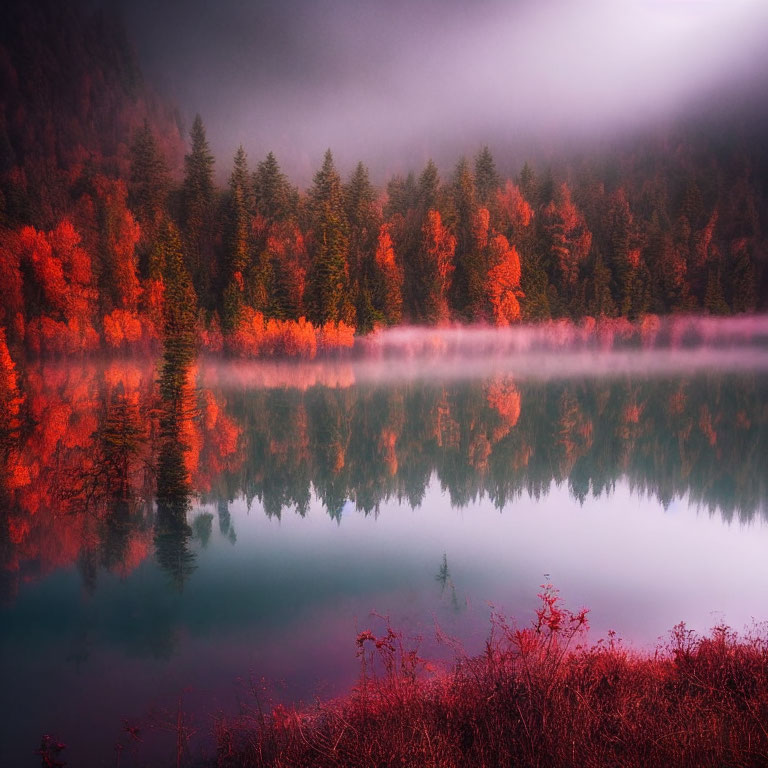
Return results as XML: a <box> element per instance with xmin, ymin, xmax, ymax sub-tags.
<box><xmin>214</xmin><ymin>585</ymin><xmax>768</xmax><ymax>768</ymax></box>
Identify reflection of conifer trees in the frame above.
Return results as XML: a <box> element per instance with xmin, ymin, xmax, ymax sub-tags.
<box><xmin>4</xmin><ymin>358</ymin><xmax>768</xmax><ymax>593</ymax></box>
<box><xmin>217</xmin><ymin>498</ymin><xmax>236</xmax><ymax>544</ymax></box>
<box><xmin>154</xmin><ymin>368</ymin><xmax>198</xmax><ymax>589</ymax></box>
<box><xmin>210</xmin><ymin>372</ymin><xmax>768</xmax><ymax>524</ymax></box>
<box><xmin>306</xmin><ymin>387</ymin><xmax>353</xmax><ymax>518</ymax></box>
<box><xmin>155</xmin><ymin>429</ymin><xmax>196</xmax><ymax>590</ymax></box>
<box><xmin>153</xmin><ymin>217</ymin><xmax>199</xmax><ymax>590</ymax></box>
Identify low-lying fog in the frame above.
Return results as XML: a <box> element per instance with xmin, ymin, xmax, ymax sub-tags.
<box><xmin>203</xmin><ymin>315</ymin><xmax>768</xmax><ymax>389</ymax></box>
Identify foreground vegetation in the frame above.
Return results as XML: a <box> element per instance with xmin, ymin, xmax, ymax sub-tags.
<box><xmin>215</xmin><ymin>587</ymin><xmax>768</xmax><ymax>768</ymax></box>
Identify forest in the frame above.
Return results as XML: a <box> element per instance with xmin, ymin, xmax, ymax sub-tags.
<box><xmin>1</xmin><ymin>0</ymin><xmax>767</xmax><ymax>375</ymax></box>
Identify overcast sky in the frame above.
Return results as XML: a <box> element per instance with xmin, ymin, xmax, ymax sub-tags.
<box><xmin>112</xmin><ymin>0</ymin><xmax>768</xmax><ymax>184</ymax></box>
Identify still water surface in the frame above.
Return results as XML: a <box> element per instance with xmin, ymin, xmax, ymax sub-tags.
<box><xmin>2</xmin><ymin>344</ymin><xmax>768</xmax><ymax>765</ymax></box>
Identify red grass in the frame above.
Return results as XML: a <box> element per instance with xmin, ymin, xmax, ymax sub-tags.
<box><xmin>214</xmin><ymin>586</ymin><xmax>768</xmax><ymax>767</ymax></box>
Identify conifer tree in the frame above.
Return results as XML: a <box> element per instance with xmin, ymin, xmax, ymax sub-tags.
<box><xmin>587</xmin><ymin>253</ymin><xmax>617</xmax><ymax>317</ymax></box>
<box><xmin>306</xmin><ymin>150</ymin><xmax>353</xmax><ymax>325</ymax></box>
<box><xmin>729</xmin><ymin>239</ymin><xmax>757</xmax><ymax>313</ymax></box>
<box><xmin>222</xmin><ymin>146</ymin><xmax>253</xmax><ymax>330</ymax></box>
<box><xmin>417</xmin><ymin>160</ymin><xmax>440</xmax><ymax>212</ymax></box>
<box><xmin>449</xmin><ymin>157</ymin><xmax>484</xmax><ymax>320</ymax></box>
<box><xmin>254</xmin><ymin>152</ymin><xmax>293</xmax><ymax>222</ymax></box>
<box><xmin>152</xmin><ymin>220</ymin><xmax>197</xmax><ymax>369</ymax></box>
<box><xmin>182</xmin><ymin>114</ymin><xmax>216</xmax><ymax>307</ymax></box>
<box><xmin>345</xmin><ymin>162</ymin><xmax>381</xmax><ymax>332</ymax></box>
<box><xmin>128</xmin><ymin>121</ymin><xmax>169</xmax><ymax>243</ymax></box>
<box><xmin>474</xmin><ymin>146</ymin><xmax>500</xmax><ymax>206</ymax></box>
<box><xmin>518</xmin><ymin>162</ymin><xmax>537</xmax><ymax>206</ymax></box>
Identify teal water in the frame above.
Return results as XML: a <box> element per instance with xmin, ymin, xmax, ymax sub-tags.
<box><xmin>2</xmin><ymin>351</ymin><xmax>768</xmax><ymax>765</ymax></box>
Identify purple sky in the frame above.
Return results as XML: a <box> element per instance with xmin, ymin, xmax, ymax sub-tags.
<box><xmin>114</xmin><ymin>0</ymin><xmax>768</xmax><ymax>183</ymax></box>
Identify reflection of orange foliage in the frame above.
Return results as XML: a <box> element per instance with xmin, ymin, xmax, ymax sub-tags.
<box><xmin>623</xmin><ymin>405</ymin><xmax>642</xmax><ymax>424</ymax></box>
<box><xmin>469</xmin><ymin>433</ymin><xmax>491</xmax><ymax>473</ymax></box>
<box><xmin>0</xmin><ymin>327</ymin><xmax>24</xmax><ymax>435</ymax></box>
<box><xmin>332</xmin><ymin>443</ymin><xmax>345</xmax><ymax>473</ymax></box>
<box><xmin>668</xmin><ymin>389</ymin><xmax>686</xmax><ymax>416</ymax></box>
<box><xmin>117</xmin><ymin>532</ymin><xmax>152</xmax><ymax>577</ymax></box>
<box><xmin>699</xmin><ymin>406</ymin><xmax>717</xmax><ymax>446</ymax></box>
<box><xmin>1</xmin><ymin>361</ymin><xmax>158</xmax><ymax>581</ymax></box>
<box><xmin>487</xmin><ymin>378</ymin><xmax>521</xmax><ymax>428</ymax></box>
<box><xmin>487</xmin><ymin>377</ymin><xmax>521</xmax><ymax>443</ymax></box>
<box><xmin>435</xmin><ymin>392</ymin><xmax>460</xmax><ymax>449</ymax></box>
<box><xmin>378</xmin><ymin>428</ymin><xmax>399</xmax><ymax>476</ymax></box>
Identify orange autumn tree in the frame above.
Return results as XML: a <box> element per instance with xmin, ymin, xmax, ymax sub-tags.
<box><xmin>495</xmin><ymin>180</ymin><xmax>533</xmax><ymax>239</ymax></box>
<box><xmin>373</xmin><ymin>223</ymin><xmax>403</xmax><ymax>325</ymax></box>
<box><xmin>542</xmin><ymin>183</ymin><xmax>592</xmax><ymax>314</ymax></box>
<box><xmin>486</xmin><ymin>234</ymin><xmax>523</xmax><ymax>324</ymax></box>
<box><xmin>420</xmin><ymin>209</ymin><xmax>456</xmax><ymax>324</ymax></box>
<box><xmin>21</xmin><ymin>219</ymin><xmax>100</xmax><ymax>355</ymax></box>
<box><xmin>94</xmin><ymin>177</ymin><xmax>146</xmax><ymax>350</ymax></box>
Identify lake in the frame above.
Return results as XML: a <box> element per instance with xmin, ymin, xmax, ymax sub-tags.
<box><xmin>2</xmin><ymin>325</ymin><xmax>768</xmax><ymax>766</ymax></box>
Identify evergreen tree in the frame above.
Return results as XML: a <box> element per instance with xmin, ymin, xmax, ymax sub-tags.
<box><xmin>705</xmin><ymin>262</ymin><xmax>730</xmax><ymax>315</ymax></box>
<box><xmin>182</xmin><ymin>114</ymin><xmax>216</xmax><ymax>307</ymax></box>
<box><xmin>417</xmin><ymin>160</ymin><xmax>440</xmax><ymax>212</ymax></box>
<box><xmin>344</xmin><ymin>162</ymin><xmax>381</xmax><ymax>332</ymax></box>
<box><xmin>128</xmin><ymin>120</ymin><xmax>169</xmax><ymax>237</ymax></box>
<box><xmin>449</xmin><ymin>157</ymin><xmax>484</xmax><ymax>320</ymax></box>
<box><xmin>474</xmin><ymin>146</ymin><xmax>500</xmax><ymax>206</ymax></box>
<box><xmin>587</xmin><ymin>253</ymin><xmax>617</xmax><ymax>317</ymax></box>
<box><xmin>518</xmin><ymin>162</ymin><xmax>537</xmax><ymax>207</ymax></box>
<box><xmin>152</xmin><ymin>220</ymin><xmax>197</xmax><ymax>369</ymax></box>
<box><xmin>222</xmin><ymin>146</ymin><xmax>254</xmax><ymax>330</ymax></box>
<box><xmin>729</xmin><ymin>240</ymin><xmax>757</xmax><ymax>313</ymax></box>
<box><xmin>385</xmin><ymin>172</ymin><xmax>417</xmax><ymax>220</ymax></box>
<box><xmin>520</xmin><ymin>250</ymin><xmax>552</xmax><ymax>321</ymax></box>
<box><xmin>306</xmin><ymin>150</ymin><xmax>353</xmax><ymax>325</ymax></box>
<box><xmin>254</xmin><ymin>151</ymin><xmax>293</xmax><ymax>222</ymax></box>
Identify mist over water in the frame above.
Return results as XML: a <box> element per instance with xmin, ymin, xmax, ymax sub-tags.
<box><xmin>206</xmin><ymin>315</ymin><xmax>768</xmax><ymax>388</ymax></box>
<box><xmin>4</xmin><ymin>320</ymin><xmax>768</xmax><ymax>764</ymax></box>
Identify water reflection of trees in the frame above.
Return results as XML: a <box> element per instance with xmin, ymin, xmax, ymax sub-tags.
<box><xmin>219</xmin><ymin>373</ymin><xmax>767</xmax><ymax>525</ymax></box>
<box><xmin>1</xmin><ymin>359</ymin><xmax>767</xmax><ymax>597</ymax></box>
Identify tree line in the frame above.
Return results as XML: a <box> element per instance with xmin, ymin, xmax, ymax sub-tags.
<box><xmin>0</xmin><ymin>0</ymin><xmax>766</xmax><ymax>362</ymax></box>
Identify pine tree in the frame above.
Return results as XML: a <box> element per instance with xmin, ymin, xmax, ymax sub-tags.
<box><xmin>153</xmin><ymin>220</ymin><xmax>197</xmax><ymax>369</ymax></box>
<box><xmin>474</xmin><ymin>146</ymin><xmax>500</xmax><ymax>206</ymax></box>
<box><xmin>587</xmin><ymin>253</ymin><xmax>617</xmax><ymax>317</ymax></box>
<box><xmin>417</xmin><ymin>160</ymin><xmax>440</xmax><ymax>212</ymax></box>
<box><xmin>222</xmin><ymin>146</ymin><xmax>253</xmax><ymax>330</ymax></box>
<box><xmin>254</xmin><ymin>152</ymin><xmax>294</xmax><ymax>222</ymax></box>
<box><xmin>449</xmin><ymin>157</ymin><xmax>484</xmax><ymax>320</ymax></box>
<box><xmin>704</xmin><ymin>263</ymin><xmax>729</xmax><ymax>315</ymax></box>
<box><xmin>729</xmin><ymin>239</ymin><xmax>757</xmax><ymax>313</ymax></box>
<box><xmin>345</xmin><ymin>162</ymin><xmax>381</xmax><ymax>332</ymax></box>
<box><xmin>182</xmin><ymin>114</ymin><xmax>216</xmax><ymax>307</ymax></box>
<box><xmin>306</xmin><ymin>150</ymin><xmax>353</xmax><ymax>325</ymax></box>
<box><xmin>128</xmin><ymin>120</ymin><xmax>169</xmax><ymax>238</ymax></box>
<box><xmin>518</xmin><ymin>162</ymin><xmax>537</xmax><ymax>206</ymax></box>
